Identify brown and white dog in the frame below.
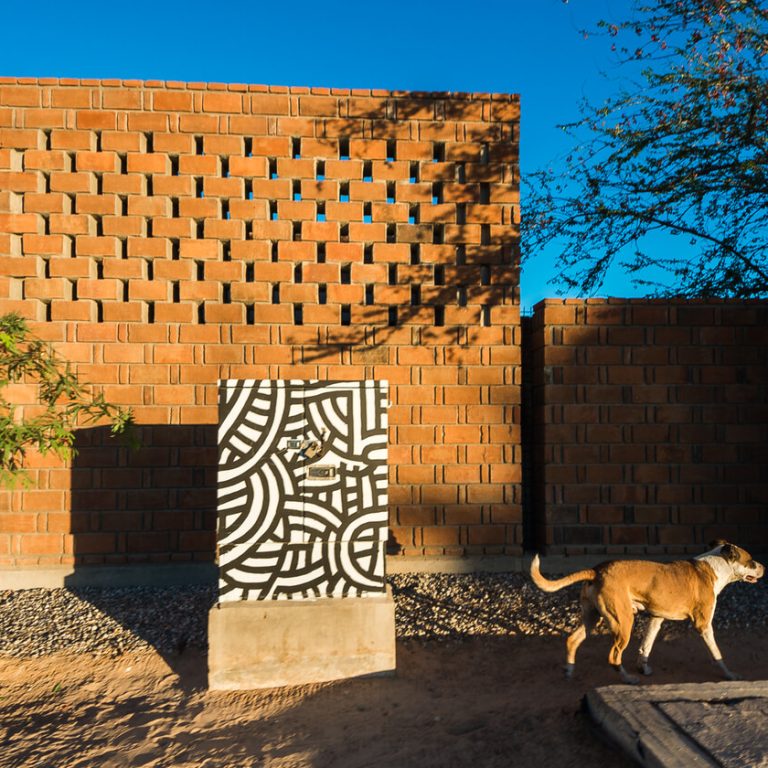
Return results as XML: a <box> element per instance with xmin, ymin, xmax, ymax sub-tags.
<box><xmin>530</xmin><ymin>540</ymin><xmax>764</xmax><ymax>684</ymax></box>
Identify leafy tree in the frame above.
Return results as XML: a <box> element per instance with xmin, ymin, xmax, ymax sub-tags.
<box><xmin>0</xmin><ymin>313</ymin><xmax>134</xmax><ymax>487</ymax></box>
<box><xmin>523</xmin><ymin>0</ymin><xmax>768</xmax><ymax>297</ymax></box>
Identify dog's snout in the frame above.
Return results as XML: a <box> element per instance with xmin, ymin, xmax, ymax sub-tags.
<box><xmin>746</xmin><ymin>560</ymin><xmax>765</xmax><ymax>581</ymax></box>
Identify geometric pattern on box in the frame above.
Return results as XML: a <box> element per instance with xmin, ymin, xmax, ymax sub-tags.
<box><xmin>217</xmin><ymin>380</ymin><xmax>389</xmax><ymax>601</ymax></box>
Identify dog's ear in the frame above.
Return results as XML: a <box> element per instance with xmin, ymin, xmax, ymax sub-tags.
<box><xmin>709</xmin><ymin>538</ymin><xmax>728</xmax><ymax>549</ymax></box>
<box><xmin>720</xmin><ymin>543</ymin><xmax>739</xmax><ymax>563</ymax></box>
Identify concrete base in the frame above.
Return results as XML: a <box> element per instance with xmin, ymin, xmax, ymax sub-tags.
<box><xmin>16</xmin><ymin>551</ymin><xmax>757</xmax><ymax>589</ymax></box>
<box><xmin>207</xmin><ymin>586</ymin><xmax>396</xmax><ymax>690</ymax></box>
<box><xmin>0</xmin><ymin>563</ymin><xmax>218</xmax><ymax>589</ymax></box>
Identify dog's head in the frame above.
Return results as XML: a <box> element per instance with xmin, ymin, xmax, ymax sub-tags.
<box><xmin>708</xmin><ymin>539</ymin><xmax>765</xmax><ymax>584</ymax></box>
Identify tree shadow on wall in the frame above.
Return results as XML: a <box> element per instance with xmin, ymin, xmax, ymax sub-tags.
<box><xmin>62</xmin><ymin>424</ymin><xmax>218</xmax><ymax>682</ymax></box>
<box><xmin>299</xmin><ymin>238</ymin><xmax>520</xmax><ymax>365</ymax></box>
<box><xmin>299</xmin><ymin>97</ymin><xmax>520</xmax><ymax>362</ymax></box>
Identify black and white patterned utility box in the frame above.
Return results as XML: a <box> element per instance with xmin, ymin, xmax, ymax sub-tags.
<box><xmin>216</xmin><ymin>379</ymin><xmax>389</xmax><ymax>602</ymax></box>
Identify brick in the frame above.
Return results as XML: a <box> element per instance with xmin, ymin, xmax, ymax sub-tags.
<box><xmin>76</xmin><ymin>111</ymin><xmax>117</xmax><ymax>130</ymax></box>
<box><xmin>230</xmin><ymin>240</ymin><xmax>270</xmax><ymax>261</ymax></box>
<box><xmin>0</xmin><ymin>86</ymin><xmax>40</xmax><ymax>106</ymax></box>
<box><xmin>74</xmin><ymin>235</ymin><xmax>119</xmax><ymax>258</ymax></box>
<box><xmin>325</xmin><ymin>242</ymin><xmax>363</xmax><ymax>263</ymax></box>
<box><xmin>0</xmin><ymin>129</ymin><xmax>43</xmax><ymax>149</ymax></box>
<box><xmin>131</xmin><ymin>112</ymin><xmax>171</xmax><ymax>132</ymax></box>
<box><xmin>229</xmin><ymin>156</ymin><xmax>268</xmax><ymax>177</ymax></box>
<box><xmin>19</xmin><ymin>533</ymin><xmax>67</xmax><ymax>556</ymax></box>
<box><xmin>128</xmin><ymin>280</ymin><xmax>169</xmax><ymax>301</ymax></box>
<box><xmin>102</xmin><ymin>89</ymin><xmax>143</xmax><ymax>109</ymax></box>
<box><xmin>251</xmin><ymin>178</ymin><xmax>291</xmax><ymax>198</ymax></box>
<box><xmin>204</xmin><ymin>261</ymin><xmax>243</xmax><ymax>281</ymax></box>
<box><xmin>50</xmin><ymin>171</ymin><xmax>96</xmax><ymax>194</ymax></box>
<box><xmin>153</xmin><ymin>133</ymin><xmax>193</xmax><ymax>154</ymax></box>
<box><xmin>276</xmin><ymin>158</ymin><xmax>314</xmax><ymax>178</ymax></box>
<box><xmin>250</xmin><ymin>136</ymin><xmax>291</xmax><ymax>157</ymax></box>
<box><xmin>23</xmin><ymin>192</ymin><xmax>69</xmax><ymax>215</ymax></box>
<box><xmin>228</xmin><ymin>116</ymin><xmax>268</xmax><ymax>135</ymax></box>
<box><xmin>203</xmin><ymin>135</ymin><xmax>242</xmax><ymax>156</ymax></box>
<box><xmin>177</xmin><ymin>114</ymin><xmax>217</xmax><ymax>134</ymax></box>
<box><xmin>0</xmin><ymin>254</ymin><xmax>41</xmax><ymax>275</ymax></box>
<box><xmin>467</xmin><ymin>524</ymin><xmax>506</xmax><ymax>545</ymax></box>
<box><xmin>302</xmin><ymin>221</ymin><xmax>339</xmax><ymax>241</ymax></box>
<box><xmin>250</xmin><ymin>93</ymin><xmax>290</xmax><ymax>114</ymax></box>
<box><xmin>180</xmin><ymin>239</ymin><xmax>220</xmax><ymax>260</ymax></box>
<box><xmin>347</xmin><ymin>97</ymin><xmax>389</xmax><ymax>117</ymax></box>
<box><xmin>153</xmin><ymin>91</ymin><xmax>194</xmax><ymax>112</ymax></box>
<box><xmin>0</xmin><ymin>213</ymin><xmax>43</xmax><ymax>234</ymax></box>
<box><xmin>328</xmin><ymin>285</ymin><xmax>364</xmax><ymax>303</ymax></box>
<box><xmin>276</xmin><ymin>117</ymin><xmax>316</xmax><ymax>138</ymax></box>
<box><xmin>50</xmin><ymin>88</ymin><xmax>92</xmax><ymax>108</ymax></box>
<box><xmin>179</xmin><ymin>155</ymin><xmax>220</xmax><ymax>176</ymax></box>
<box><xmin>178</xmin><ymin>198</ymin><xmax>219</xmax><ymax>220</ymax></box>
<box><xmin>0</xmin><ymin>171</ymin><xmax>43</xmax><ymax>192</ymax></box>
<box><xmin>203</xmin><ymin>219</ymin><xmax>245</xmax><ymax>241</ymax></box>
<box><xmin>127</xmin><ymin>153</ymin><xmax>170</xmax><ymax>174</ymax></box>
<box><xmin>299</xmin><ymin>96</ymin><xmax>338</xmax><ymax>116</ymax></box>
<box><xmin>127</xmin><ymin>196</ymin><xmax>170</xmax><ymax>217</ymax></box>
<box><xmin>349</xmin><ymin>139</ymin><xmax>386</xmax><ymax>160</ymax></box>
<box><xmin>24</xmin><ymin>108</ymin><xmax>66</xmax><ymax>128</ymax></box>
<box><xmin>325</xmin><ymin>159</ymin><xmax>362</xmax><ymax>180</ymax></box>
<box><xmin>276</xmin><ymin>240</ymin><xmax>314</xmax><ymax>262</ymax></box>
<box><xmin>421</xmin><ymin>485</ymin><xmax>459</xmax><ymax>504</ymax></box>
<box><xmin>48</xmin><ymin>255</ymin><xmax>96</xmax><ymax>278</ymax></box>
<box><xmin>202</xmin><ymin>92</ymin><xmax>242</xmax><ymax>113</ymax></box>
<box><xmin>49</xmin><ymin>132</ymin><xmax>93</xmax><ymax>154</ymax></box>
<box><xmin>179</xmin><ymin>281</ymin><xmax>218</xmax><ymax>302</ymax></box>
<box><xmin>226</xmin><ymin>281</ymin><xmax>270</xmax><ymax>304</ymax></box>
<box><xmin>443</xmin><ymin>425</ymin><xmax>481</xmax><ymax>443</ymax></box>
<box><xmin>76</xmin><ymin>278</ymin><xmax>122</xmax><ymax>300</ymax></box>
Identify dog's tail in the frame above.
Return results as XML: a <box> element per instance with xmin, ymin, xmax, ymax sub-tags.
<box><xmin>530</xmin><ymin>554</ymin><xmax>596</xmax><ymax>593</ymax></box>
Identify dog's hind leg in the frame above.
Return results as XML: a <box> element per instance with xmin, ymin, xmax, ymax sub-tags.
<box><xmin>564</xmin><ymin>593</ymin><xmax>598</xmax><ymax>679</ymax></box>
<box><xmin>637</xmin><ymin>616</ymin><xmax>664</xmax><ymax>676</ymax></box>
<box><xmin>601</xmin><ymin>597</ymin><xmax>638</xmax><ymax>685</ymax></box>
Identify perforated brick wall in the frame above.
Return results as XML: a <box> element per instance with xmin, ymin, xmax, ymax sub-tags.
<box><xmin>531</xmin><ymin>299</ymin><xmax>768</xmax><ymax>557</ymax></box>
<box><xmin>0</xmin><ymin>78</ymin><xmax>521</xmax><ymax>568</ymax></box>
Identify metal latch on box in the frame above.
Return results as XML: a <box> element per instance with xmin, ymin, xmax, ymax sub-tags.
<box><xmin>285</xmin><ymin>438</ymin><xmax>321</xmax><ymax>457</ymax></box>
<box><xmin>285</xmin><ymin>431</ymin><xmax>327</xmax><ymax>459</ymax></box>
<box><xmin>307</xmin><ymin>465</ymin><xmax>336</xmax><ymax>479</ymax></box>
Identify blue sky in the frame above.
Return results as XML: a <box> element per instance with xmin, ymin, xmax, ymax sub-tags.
<box><xmin>1</xmin><ymin>0</ymin><xmax>640</xmax><ymax>308</ymax></box>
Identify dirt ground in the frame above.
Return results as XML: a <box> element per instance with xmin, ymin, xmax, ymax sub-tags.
<box><xmin>2</xmin><ymin>630</ymin><xmax>767</xmax><ymax>768</ymax></box>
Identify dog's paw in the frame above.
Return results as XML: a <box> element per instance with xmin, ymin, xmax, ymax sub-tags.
<box><xmin>637</xmin><ymin>656</ymin><xmax>653</xmax><ymax>676</ymax></box>
<box><xmin>563</xmin><ymin>663</ymin><xmax>575</xmax><ymax>680</ymax></box>
<box><xmin>716</xmin><ymin>660</ymin><xmax>742</xmax><ymax>681</ymax></box>
<box><xmin>615</xmin><ymin>665</ymin><xmax>640</xmax><ymax>685</ymax></box>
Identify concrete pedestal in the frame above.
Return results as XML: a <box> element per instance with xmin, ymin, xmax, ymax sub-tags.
<box><xmin>207</xmin><ymin>587</ymin><xmax>396</xmax><ymax>690</ymax></box>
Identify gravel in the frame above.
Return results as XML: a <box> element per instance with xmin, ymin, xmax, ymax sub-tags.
<box><xmin>0</xmin><ymin>573</ymin><xmax>766</xmax><ymax>658</ymax></box>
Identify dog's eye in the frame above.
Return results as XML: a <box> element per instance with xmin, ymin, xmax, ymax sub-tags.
<box><xmin>748</xmin><ymin>560</ymin><xmax>756</xmax><ymax>569</ymax></box>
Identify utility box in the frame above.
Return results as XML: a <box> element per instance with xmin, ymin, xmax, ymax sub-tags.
<box><xmin>208</xmin><ymin>380</ymin><xmax>396</xmax><ymax>690</ymax></box>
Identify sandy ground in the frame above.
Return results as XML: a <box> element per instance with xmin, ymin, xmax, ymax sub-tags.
<box><xmin>3</xmin><ymin>630</ymin><xmax>768</xmax><ymax>768</ymax></box>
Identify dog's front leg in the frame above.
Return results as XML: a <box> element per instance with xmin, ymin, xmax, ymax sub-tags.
<box><xmin>637</xmin><ymin>616</ymin><xmax>664</xmax><ymax>675</ymax></box>
<box><xmin>699</xmin><ymin>624</ymin><xmax>741</xmax><ymax>681</ymax></box>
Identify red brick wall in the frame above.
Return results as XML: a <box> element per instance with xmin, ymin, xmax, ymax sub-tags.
<box><xmin>0</xmin><ymin>78</ymin><xmax>522</xmax><ymax>567</ymax></box>
<box><xmin>531</xmin><ymin>299</ymin><xmax>768</xmax><ymax>557</ymax></box>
